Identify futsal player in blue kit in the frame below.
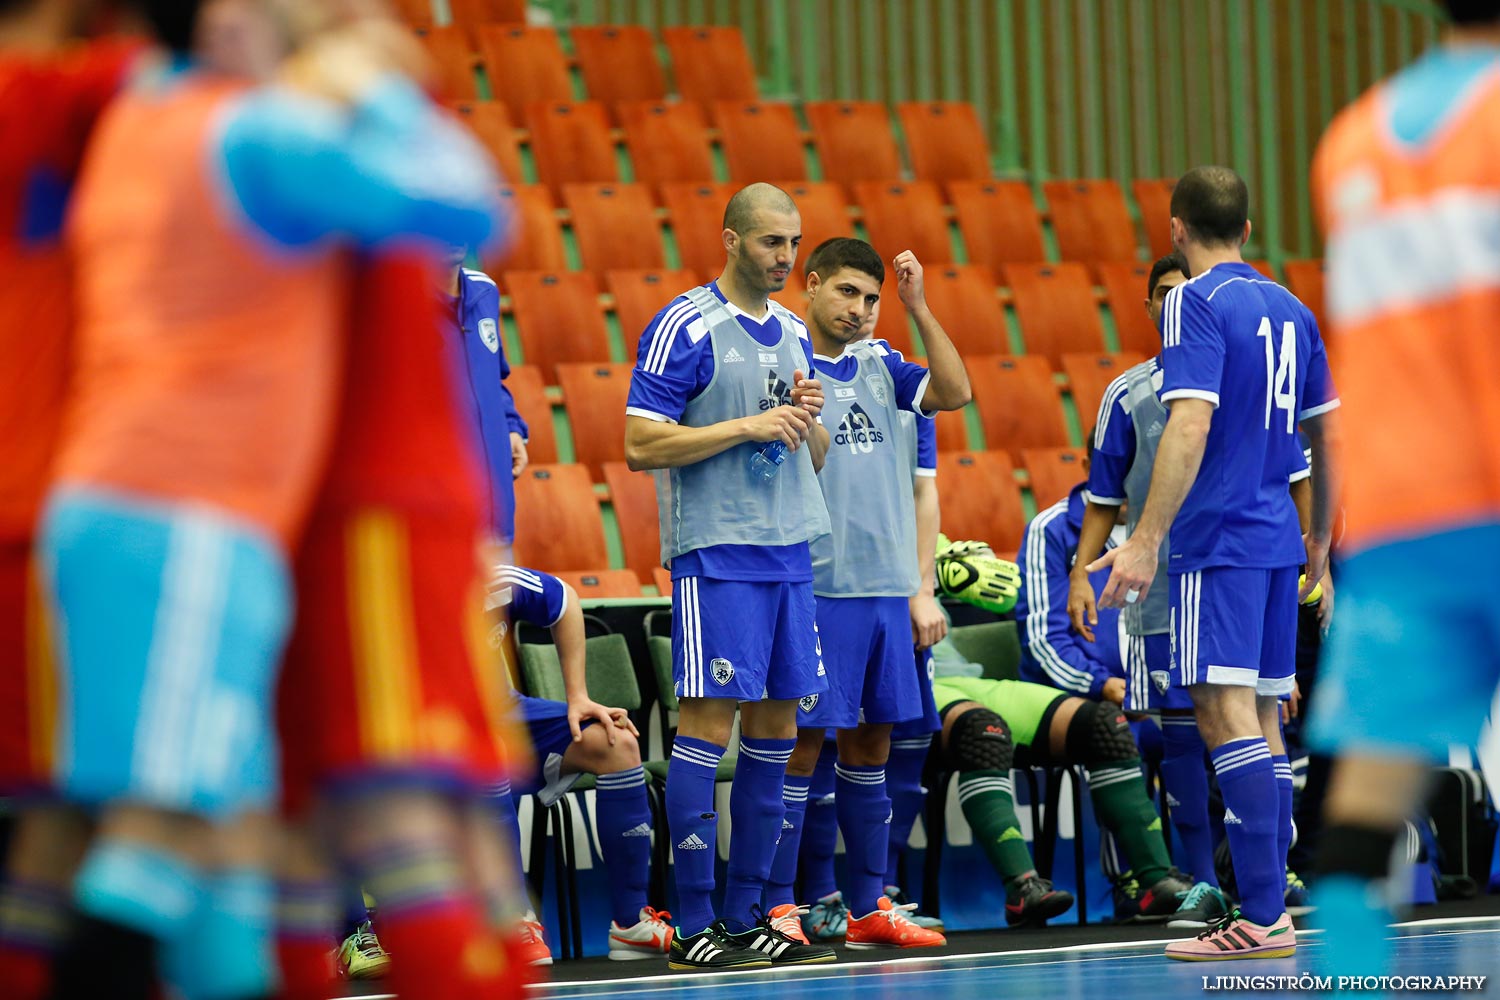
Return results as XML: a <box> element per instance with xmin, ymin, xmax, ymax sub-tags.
<box><xmin>624</xmin><ymin>183</ymin><xmax>835</xmax><ymax>969</ymax></box>
<box><xmin>1091</xmin><ymin>167</ymin><xmax>1339</xmax><ymax>960</ymax></box>
<box><xmin>765</xmin><ymin>239</ymin><xmax>969</xmax><ymax>950</ymax></box>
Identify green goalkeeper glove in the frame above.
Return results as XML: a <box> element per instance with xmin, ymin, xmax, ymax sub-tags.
<box><xmin>936</xmin><ymin>532</ymin><xmax>996</xmax><ymax>561</ymax></box>
<box><xmin>937</xmin><ymin>550</ymin><xmax>1022</xmax><ymax>615</ymax></box>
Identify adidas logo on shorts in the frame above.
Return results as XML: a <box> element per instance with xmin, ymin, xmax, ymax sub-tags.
<box><xmin>622</xmin><ymin>822</ymin><xmax>652</xmax><ymax>838</ymax></box>
<box><xmin>1224</xmin><ymin>807</ymin><xmax>1243</xmax><ymax>825</ymax></box>
<box><xmin>677</xmin><ymin>833</ymin><xmax>710</xmax><ymax>851</ymax></box>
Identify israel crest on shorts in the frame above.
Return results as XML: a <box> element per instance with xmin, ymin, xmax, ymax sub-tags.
<box><xmin>710</xmin><ymin>657</ymin><xmax>735</xmax><ymax>686</ymax></box>
<box><xmin>865</xmin><ymin>373</ymin><xmax>890</xmax><ymax>408</ymax></box>
<box><xmin>799</xmin><ymin>693</ymin><xmax>819</xmax><ymax>713</ymax></box>
<box><xmin>477</xmin><ymin>318</ymin><xmax>499</xmax><ymax>353</ymax></box>
<box><xmin>1151</xmin><ymin>670</ymin><xmax>1170</xmax><ymax>695</ymax></box>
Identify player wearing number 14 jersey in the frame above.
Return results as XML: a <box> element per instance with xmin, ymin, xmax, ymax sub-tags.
<box><xmin>1090</xmin><ymin>166</ymin><xmax>1339</xmax><ymax>961</ymax></box>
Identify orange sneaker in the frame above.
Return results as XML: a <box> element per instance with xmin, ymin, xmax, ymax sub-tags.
<box><xmin>767</xmin><ymin>904</ymin><xmax>813</xmax><ymax>944</ymax></box>
<box><xmin>512</xmin><ymin>912</ymin><xmax>553</xmax><ymax>966</ymax></box>
<box><xmin>844</xmin><ymin>896</ymin><xmax>947</xmax><ymax>949</ymax></box>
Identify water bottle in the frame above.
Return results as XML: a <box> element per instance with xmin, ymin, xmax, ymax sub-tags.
<box><xmin>748</xmin><ymin>441</ymin><xmax>787</xmax><ymax>481</ymax></box>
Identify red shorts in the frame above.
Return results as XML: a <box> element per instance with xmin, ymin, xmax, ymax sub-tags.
<box><xmin>0</xmin><ymin>541</ymin><xmax>57</xmax><ymax>796</ymax></box>
<box><xmin>278</xmin><ymin>509</ymin><xmax>530</xmax><ymax>816</ymax></box>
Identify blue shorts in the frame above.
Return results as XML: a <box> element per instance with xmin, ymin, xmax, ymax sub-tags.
<box><xmin>1310</xmin><ymin>523</ymin><xmax>1500</xmax><ymax>760</ymax></box>
<box><xmin>891</xmin><ymin>647</ymin><xmax>942</xmax><ymax>738</ymax></box>
<box><xmin>1170</xmin><ymin>566</ymin><xmax>1298</xmax><ymax>697</ymax></box>
<box><xmin>671</xmin><ymin>575</ymin><xmax>826</xmax><ymax>702</ymax></box>
<box><xmin>516</xmin><ymin>694</ymin><xmax>597</xmax><ymax>807</ymax></box>
<box><xmin>1123</xmin><ymin>632</ymin><xmax>1194</xmax><ymax>712</ymax></box>
<box><xmin>40</xmin><ymin>489</ymin><xmax>290</xmax><ymax>818</ymax></box>
<box><xmin>800</xmin><ymin>596</ymin><xmax>921</xmax><ymax>729</ymax></box>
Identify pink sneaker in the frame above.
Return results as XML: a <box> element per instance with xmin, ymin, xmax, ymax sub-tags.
<box><xmin>1166</xmin><ymin>910</ymin><xmax>1296</xmax><ymax>961</ymax></box>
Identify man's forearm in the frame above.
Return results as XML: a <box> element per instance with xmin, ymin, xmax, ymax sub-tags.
<box><xmin>1073</xmin><ymin>501</ymin><xmax>1118</xmax><ymax>580</ymax></box>
<box><xmin>914</xmin><ymin>476</ymin><xmax>940</xmax><ymax>593</ymax></box>
<box><xmin>909</xmin><ymin>305</ymin><xmax>972</xmax><ymax>412</ymax></box>
<box><xmin>553</xmin><ymin>593</ymin><xmax>590</xmax><ymax>702</ymax></box>
<box><xmin>807</xmin><ymin>423</ymin><xmax>830</xmax><ymax>473</ymax></box>
<box><xmin>1133</xmin><ymin>404</ymin><xmax>1211</xmax><ymax>547</ymax></box>
<box><xmin>625</xmin><ymin>414</ymin><xmax>750</xmax><ymax>471</ymax></box>
<box><xmin>1290</xmin><ymin>476</ymin><xmax>1312</xmax><ymax>536</ymax></box>
<box><xmin>1304</xmin><ymin>408</ymin><xmax>1343</xmax><ymax>542</ymax></box>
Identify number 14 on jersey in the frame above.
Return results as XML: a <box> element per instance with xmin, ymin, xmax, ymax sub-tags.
<box><xmin>1258</xmin><ymin>317</ymin><xmax>1297</xmax><ymax>434</ymax></box>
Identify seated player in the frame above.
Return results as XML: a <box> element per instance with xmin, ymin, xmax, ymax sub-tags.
<box><xmin>489</xmin><ymin>566</ymin><xmax>671</xmax><ymax>963</ymax></box>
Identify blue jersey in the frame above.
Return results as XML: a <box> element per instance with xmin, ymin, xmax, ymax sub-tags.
<box><xmin>916</xmin><ymin>414</ymin><xmax>937</xmax><ymax>478</ymax></box>
<box><xmin>499</xmin><ymin>565</ymin><xmax>567</xmax><ymax>629</ymax></box>
<box><xmin>811</xmin><ymin>340</ymin><xmax>931</xmax><ymax>414</ymax></box>
<box><xmin>1016</xmin><ymin>485</ymin><xmax>1124</xmax><ymax>696</ymax></box>
<box><xmin>1160</xmin><ymin>263</ymin><xmax>1338</xmax><ymax>571</ymax></box>
<box><xmin>625</xmin><ymin>281</ymin><xmax>817</xmax><ymax>581</ymax></box>
<box><xmin>442</xmin><ymin>267</ymin><xmax>528</xmax><ymax>542</ymax></box>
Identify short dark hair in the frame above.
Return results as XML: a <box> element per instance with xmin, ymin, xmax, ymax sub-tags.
<box><xmin>1147</xmin><ymin>252</ymin><xmax>1187</xmax><ymax>298</ymax></box>
<box><xmin>1170</xmin><ymin>166</ymin><xmax>1249</xmax><ymax>246</ymax></box>
<box><xmin>722</xmin><ymin>182</ymin><xmax>797</xmax><ymax>235</ymax></box>
<box><xmin>1443</xmin><ymin>0</ymin><xmax>1500</xmax><ymax>24</ymax></box>
<box><xmin>804</xmin><ymin>237</ymin><xmax>884</xmax><ymax>286</ymax></box>
<box><xmin>130</xmin><ymin>0</ymin><xmax>206</xmax><ymax>52</ymax></box>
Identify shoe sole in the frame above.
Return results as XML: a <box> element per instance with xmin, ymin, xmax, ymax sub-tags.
<box><xmin>1286</xmin><ymin>905</ymin><xmax>1315</xmax><ymax>917</ymax></box>
<box><xmin>1167</xmin><ymin>944</ymin><xmax>1296</xmax><ymax>962</ymax></box>
<box><xmin>667</xmin><ymin>957</ymin><xmax>772</xmax><ymax>971</ymax></box>
<box><xmin>1166</xmin><ymin>918</ymin><xmax>1212</xmax><ymax>930</ymax></box>
<box><xmin>528</xmin><ymin>957</ymin><xmax>555</xmax><ymax>967</ymax></box>
<box><xmin>1006</xmin><ymin>898</ymin><xmax>1075</xmax><ymax>927</ymax></box>
<box><xmin>762</xmin><ymin>951</ymin><xmax>839</xmax><ymax>964</ymax></box>
<box><xmin>845</xmin><ymin>940</ymin><xmax>946</xmax><ymax>950</ymax></box>
<box><xmin>609</xmin><ymin>948</ymin><xmax>668</xmax><ymax>961</ymax></box>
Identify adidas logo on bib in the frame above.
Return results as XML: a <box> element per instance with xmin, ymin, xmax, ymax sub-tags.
<box><xmin>677</xmin><ymin>833</ymin><xmax>710</xmax><ymax>851</ymax></box>
<box><xmin>722</xmin><ymin>347</ymin><xmax>745</xmax><ymax>364</ymax></box>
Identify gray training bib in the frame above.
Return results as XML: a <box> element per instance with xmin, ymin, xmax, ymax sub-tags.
<box><xmin>1121</xmin><ymin>359</ymin><xmax>1172</xmax><ymax>636</ymax></box>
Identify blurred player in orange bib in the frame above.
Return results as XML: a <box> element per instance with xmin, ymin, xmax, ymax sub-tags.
<box><xmin>0</xmin><ymin>2</ymin><xmax>138</xmax><ymax>996</ymax></box>
<box><xmin>1307</xmin><ymin>0</ymin><xmax>1500</xmax><ymax>977</ymax></box>
<box><xmin>37</xmin><ymin>2</ymin><xmax>505</xmax><ymax>997</ymax></box>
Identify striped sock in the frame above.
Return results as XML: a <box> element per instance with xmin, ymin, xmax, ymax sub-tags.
<box><xmin>957</xmin><ymin>770</ymin><xmax>1034</xmax><ymax>885</ymax></box>
<box><xmin>723</xmin><ymin>737</ymin><xmax>794</xmax><ymax>930</ymax></box>
<box><xmin>1086</xmin><ymin>760</ymin><xmax>1171</xmax><ymax>888</ymax></box>
<box><xmin>1272</xmin><ymin>754</ymin><xmax>1294</xmax><ymax>873</ymax></box>
<box><xmin>1211</xmin><ymin>737</ymin><xmax>1283</xmax><ymax>926</ymax></box>
<box><xmin>664</xmin><ymin>736</ymin><xmax>725</xmax><ymax>935</ymax></box>
<box><xmin>836</xmin><ymin>762</ymin><xmax>892</xmax><ymax>917</ymax></box>
<box><xmin>0</xmin><ymin>879</ymin><xmax>71</xmax><ymax>1000</ymax></box>
<box><xmin>595</xmin><ymin>765</ymin><xmax>652</xmax><ymax>927</ymax></box>
<box><xmin>766</xmin><ymin>774</ymin><xmax>812</xmax><ymax>908</ymax></box>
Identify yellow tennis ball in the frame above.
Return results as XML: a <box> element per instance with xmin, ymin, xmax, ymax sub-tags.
<box><xmin>1299</xmin><ymin>574</ymin><xmax>1323</xmax><ymax>606</ymax></box>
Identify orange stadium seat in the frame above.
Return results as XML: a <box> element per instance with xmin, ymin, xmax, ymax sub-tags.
<box><xmin>391</xmin><ymin>0</ymin><xmax>434</xmax><ymax>29</ymax></box>
<box><xmin>603</xmin><ymin>461</ymin><xmax>663</xmax><ymax>585</ymax></box>
<box><xmin>487</xmin><ymin>186</ymin><xmax>567</xmax><ymax>277</ymax></box>
<box><xmin>563</xmin><ymin>183</ymin><xmax>665</xmax><ymax>277</ymax></box>
<box><xmin>507</xmin><ymin>270</ymin><xmax>610</xmax><ymax>380</ymax></box>
<box><xmin>513</xmin><ymin>465</ymin><xmax>609</xmax><ymax>571</ymax></box>
<box><xmin>525</xmin><ymin>101</ymin><xmax>619</xmax><ymax>198</ymax></box>
<box><xmin>715</xmin><ymin>102</ymin><xmax>807</xmax><ymax>183</ymax></box>
<box><xmin>556</xmin><ymin>363</ymin><xmax>633</xmax><ymax>480</ymax></box>
<box><xmin>1283</xmin><ymin>258</ymin><xmax>1328</xmax><ymax>332</ymax></box>
<box><xmin>652</xmin><ymin>566</ymin><xmax>673</xmax><ymax>595</ymax></box>
<box><xmin>933</xmin><ymin>408</ymin><xmax>970</xmax><ymax>453</ymax></box>
<box><xmin>607</xmin><ymin>269</ymin><xmax>700</xmax><ymax>345</ymax></box>
<box><xmin>1245</xmin><ymin>259</ymin><xmax>1277</xmax><ymax>279</ymax></box>
<box><xmin>947</xmin><ymin>180</ymin><xmax>1047</xmax><ymax>270</ymax></box>
<box><xmin>1096</xmin><ymin>261</ymin><xmax>1161</xmax><ymax>358</ymax></box>
<box><xmin>506</xmin><ymin>365</ymin><xmax>558</xmax><ymax>465</ymax></box>
<box><xmin>966</xmin><ymin>354</ymin><xmax>1069</xmax><ymax>460</ymax></box>
<box><xmin>1003</xmin><ymin>263</ymin><xmax>1107</xmax><ymax>368</ymax></box>
<box><xmin>854</xmin><ymin>180</ymin><xmax>953</xmax><ymax>266</ymax></box>
<box><xmin>476</xmin><ymin>25</ymin><xmax>573</xmax><ymax>120</ymax></box>
<box><xmin>805</xmin><ymin>102</ymin><xmax>903</xmax><ymax>195</ymax></box>
<box><xmin>448</xmin><ymin>0</ymin><xmax>527</xmax><ymax>27</ymax></box>
<box><xmin>782</xmin><ymin>181</ymin><xmax>853</xmax><ymax>256</ymax></box>
<box><xmin>663</xmin><ymin>26</ymin><xmax>759</xmax><ymax>109</ymax></box>
<box><xmin>1062</xmin><ymin>352</ymin><xmax>1145</xmax><ymax>432</ymax></box>
<box><xmin>871</xmin><ymin>273</ymin><xmax>912</xmax><ymax>355</ymax></box>
<box><xmin>571</xmin><ymin>26</ymin><xmax>667</xmax><ymax>110</ymax></box>
<box><xmin>1043</xmin><ymin>179</ymin><xmax>1140</xmax><ymax>272</ymax></box>
<box><xmin>419</xmin><ymin>26</ymin><xmax>479</xmax><ymax>101</ymax></box>
<box><xmin>619</xmin><ymin>101</ymin><xmax>716</xmax><ymax>195</ymax></box>
<box><xmin>915</xmin><ymin>264</ymin><xmax>1007</xmax><ymax>356</ymax></box>
<box><xmin>897</xmin><ymin>102</ymin><xmax>992</xmax><ymax>184</ymax></box>
<box><xmin>446</xmin><ymin>101</ymin><xmax>522</xmax><ymax>185</ymax></box>
<box><xmin>936</xmin><ymin>451</ymin><xmax>1027</xmax><ymax>555</ymax></box>
<box><xmin>554</xmin><ymin>570</ymin><xmax>647</xmax><ymax>599</ymax></box>
<box><xmin>1023</xmin><ymin>447</ymin><xmax>1089</xmax><ymax>510</ymax></box>
<box><xmin>1132</xmin><ymin>177</ymin><xmax>1177</xmax><ymax>259</ymax></box>
<box><xmin>661</xmin><ymin>182</ymin><xmax>736</xmax><ymax>277</ymax></box>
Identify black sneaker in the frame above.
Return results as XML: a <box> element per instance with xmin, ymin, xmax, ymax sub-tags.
<box><xmin>1136</xmin><ymin>867</ymin><xmax>1196</xmax><ymax>921</ymax></box>
<box><xmin>724</xmin><ymin>912</ymin><xmax>837</xmax><ymax>965</ymax></box>
<box><xmin>1111</xmin><ymin>870</ymin><xmax>1143</xmax><ymax>923</ymax></box>
<box><xmin>1004</xmin><ymin>873</ymin><xmax>1074</xmax><ymax>926</ymax></box>
<box><xmin>667</xmin><ymin>920</ymin><xmax>772</xmax><ymax>970</ymax></box>
<box><xmin>1166</xmin><ymin>881</ymin><xmax>1233</xmax><ymax>930</ymax></box>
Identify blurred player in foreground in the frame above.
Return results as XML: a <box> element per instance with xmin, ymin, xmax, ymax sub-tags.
<box><xmin>41</xmin><ymin>1</ymin><xmax>506</xmax><ymax>997</ymax></box>
<box><xmin>0</xmin><ymin>2</ymin><xmax>137</xmax><ymax>996</ymax></box>
<box><xmin>1308</xmin><ymin>0</ymin><xmax>1498</xmax><ymax>976</ymax></box>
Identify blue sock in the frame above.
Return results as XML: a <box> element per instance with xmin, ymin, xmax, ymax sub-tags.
<box><xmin>883</xmin><ymin>736</ymin><xmax>931</xmax><ymax>887</ymax></box>
<box><xmin>800</xmin><ymin>745</ymin><xmax>840</xmax><ymax>900</ymax></box>
<box><xmin>665</xmin><ymin>736</ymin><xmax>725</xmax><ymax>936</ymax></box>
<box><xmin>341</xmin><ymin>887</ymin><xmax>370</xmax><ymax>938</ymax></box>
<box><xmin>766</xmin><ymin>773</ymin><xmax>812</xmax><ymax>908</ymax></box>
<box><xmin>163</xmin><ymin>868</ymin><xmax>275</xmax><ymax>1000</ymax></box>
<box><xmin>1210</xmin><ymin>737</ymin><xmax>1283</xmax><ymax>925</ymax></box>
<box><xmin>1161</xmin><ymin>715</ymin><xmax>1217</xmax><ymax>887</ymax></box>
<box><xmin>486</xmin><ymin>777</ymin><xmax>530</xmax><ymax>911</ymax></box>
<box><xmin>1272</xmin><ymin>754</ymin><xmax>1294</xmax><ymax>873</ymax></box>
<box><xmin>72</xmin><ymin>840</ymin><xmax>202</xmax><ymax>943</ymax></box>
<box><xmin>835</xmin><ymin>762</ymin><xmax>891</xmax><ymax>917</ymax></box>
<box><xmin>722</xmin><ymin>737</ymin><xmax>793</xmax><ymax>931</ymax></box>
<box><xmin>595</xmin><ymin>765</ymin><xmax>652</xmax><ymax>927</ymax></box>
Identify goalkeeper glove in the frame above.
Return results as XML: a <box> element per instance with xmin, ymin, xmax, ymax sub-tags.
<box><xmin>937</xmin><ymin>551</ymin><xmax>1021</xmax><ymax>615</ymax></box>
